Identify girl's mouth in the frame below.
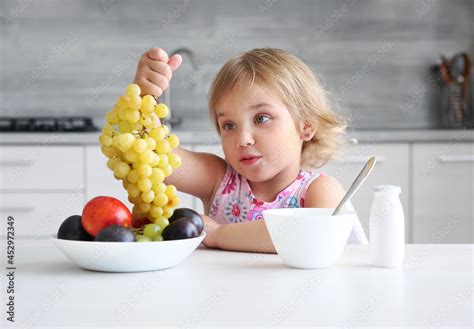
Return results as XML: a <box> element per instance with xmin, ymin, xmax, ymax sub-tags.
<box><xmin>240</xmin><ymin>156</ymin><xmax>262</xmax><ymax>165</ymax></box>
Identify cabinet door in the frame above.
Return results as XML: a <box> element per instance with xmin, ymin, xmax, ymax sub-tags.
<box><xmin>321</xmin><ymin>143</ymin><xmax>410</xmax><ymax>242</ymax></box>
<box><xmin>0</xmin><ymin>146</ymin><xmax>84</xmax><ymax>190</ymax></box>
<box><xmin>86</xmin><ymin>146</ymin><xmax>130</xmax><ymax>206</ymax></box>
<box><xmin>86</xmin><ymin>145</ymin><xmax>194</xmax><ymax>210</ymax></box>
<box><xmin>413</xmin><ymin>143</ymin><xmax>473</xmax><ymax>243</ymax></box>
<box><xmin>0</xmin><ymin>192</ymin><xmax>85</xmax><ymax>238</ymax></box>
<box><xmin>192</xmin><ymin>144</ymin><xmax>225</xmax><ymax>214</ymax></box>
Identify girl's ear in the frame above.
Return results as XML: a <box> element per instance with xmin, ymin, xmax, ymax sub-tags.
<box><xmin>299</xmin><ymin>121</ymin><xmax>316</xmax><ymax>141</ymax></box>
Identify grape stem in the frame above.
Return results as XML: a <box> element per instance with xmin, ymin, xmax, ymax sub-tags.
<box><xmin>139</xmin><ymin>126</ymin><xmax>148</xmax><ymax>138</ymax></box>
<box><xmin>131</xmin><ymin>227</ymin><xmax>144</xmax><ymax>234</ymax></box>
<box><xmin>133</xmin><ymin>119</ymin><xmax>149</xmax><ymax>138</ymax></box>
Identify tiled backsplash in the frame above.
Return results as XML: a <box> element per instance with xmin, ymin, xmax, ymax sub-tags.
<box><xmin>1</xmin><ymin>0</ymin><xmax>472</xmax><ymax>129</ymax></box>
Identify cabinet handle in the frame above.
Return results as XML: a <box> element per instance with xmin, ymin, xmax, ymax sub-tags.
<box><xmin>0</xmin><ymin>160</ymin><xmax>34</xmax><ymax>167</ymax></box>
<box><xmin>0</xmin><ymin>207</ymin><xmax>35</xmax><ymax>213</ymax></box>
<box><xmin>437</xmin><ymin>155</ymin><xmax>474</xmax><ymax>163</ymax></box>
<box><xmin>349</xmin><ymin>138</ymin><xmax>358</xmax><ymax>145</ymax></box>
<box><xmin>341</xmin><ymin>156</ymin><xmax>385</xmax><ymax>164</ymax></box>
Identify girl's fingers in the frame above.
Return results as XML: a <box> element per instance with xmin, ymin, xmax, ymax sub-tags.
<box><xmin>146</xmin><ymin>47</ymin><xmax>169</xmax><ymax>62</ymax></box>
<box><xmin>146</xmin><ymin>60</ymin><xmax>173</xmax><ymax>81</ymax></box>
<box><xmin>145</xmin><ymin>70</ymin><xmax>169</xmax><ymax>92</ymax></box>
<box><xmin>137</xmin><ymin>77</ymin><xmax>163</xmax><ymax>97</ymax></box>
<box><xmin>135</xmin><ymin>48</ymin><xmax>181</xmax><ymax>97</ymax></box>
<box><xmin>168</xmin><ymin>54</ymin><xmax>182</xmax><ymax>72</ymax></box>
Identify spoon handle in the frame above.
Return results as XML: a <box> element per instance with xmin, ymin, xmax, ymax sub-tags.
<box><xmin>332</xmin><ymin>157</ymin><xmax>377</xmax><ymax>216</ymax></box>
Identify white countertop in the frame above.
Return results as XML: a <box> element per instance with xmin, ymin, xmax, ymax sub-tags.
<box><xmin>1</xmin><ymin>128</ymin><xmax>474</xmax><ymax>145</ymax></box>
<box><xmin>2</xmin><ymin>239</ymin><xmax>472</xmax><ymax>328</ymax></box>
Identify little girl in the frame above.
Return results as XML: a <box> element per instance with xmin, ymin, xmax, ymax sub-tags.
<box><xmin>132</xmin><ymin>47</ymin><xmax>368</xmax><ymax>253</ymax></box>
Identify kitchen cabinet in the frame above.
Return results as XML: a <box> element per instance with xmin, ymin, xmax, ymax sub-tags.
<box><xmin>0</xmin><ymin>146</ymin><xmax>84</xmax><ymax>190</ymax></box>
<box><xmin>85</xmin><ymin>146</ymin><xmax>130</xmax><ymax>206</ymax></box>
<box><xmin>412</xmin><ymin>143</ymin><xmax>473</xmax><ymax>243</ymax></box>
<box><xmin>0</xmin><ymin>145</ymin><xmax>85</xmax><ymax>238</ymax></box>
<box><xmin>86</xmin><ymin>145</ymin><xmax>195</xmax><ymax>210</ymax></box>
<box><xmin>0</xmin><ymin>192</ymin><xmax>84</xmax><ymax>237</ymax></box>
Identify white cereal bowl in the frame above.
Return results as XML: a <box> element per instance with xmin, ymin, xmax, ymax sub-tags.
<box><xmin>50</xmin><ymin>232</ymin><xmax>205</xmax><ymax>273</ymax></box>
<box><xmin>263</xmin><ymin>208</ymin><xmax>354</xmax><ymax>269</ymax></box>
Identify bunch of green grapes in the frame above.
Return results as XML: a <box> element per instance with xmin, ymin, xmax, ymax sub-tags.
<box><xmin>135</xmin><ymin>223</ymin><xmax>164</xmax><ymax>242</ymax></box>
<box><xmin>98</xmin><ymin>83</ymin><xmax>182</xmax><ymax>232</ymax></box>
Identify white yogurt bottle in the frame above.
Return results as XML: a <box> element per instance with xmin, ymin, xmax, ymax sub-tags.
<box><xmin>369</xmin><ymin>185</ymin><xmax>405</xmax><ymax>267</ymax></box>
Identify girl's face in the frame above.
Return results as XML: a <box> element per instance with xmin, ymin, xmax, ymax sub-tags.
<box><xmin>216</xmin><ymin>83</ymin><xmax>304</xmax><ymax>183</ymax></box>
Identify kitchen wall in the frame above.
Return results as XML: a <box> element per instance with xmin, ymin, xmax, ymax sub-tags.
<box><xmin>1</xmin><ymin>0</ymin><xmax>472</xmax><ymax>129</ymax></box>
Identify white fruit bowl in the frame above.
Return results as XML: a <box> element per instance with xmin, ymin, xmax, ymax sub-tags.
<box><xmin>50</xmin><ymin>232</ymin><xmax>205</xmax><ymax>273</ymax></box>
<box><xmin>263</xmin><ymin>208</ymin><xmax>354</xmax><ymax>269</ymax></box>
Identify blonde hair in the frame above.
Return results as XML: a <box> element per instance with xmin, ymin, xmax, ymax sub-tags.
<box><xmin>208</xmin><ymin>48</ymin><xmax>348</xmax><ymax>169</ymax></box>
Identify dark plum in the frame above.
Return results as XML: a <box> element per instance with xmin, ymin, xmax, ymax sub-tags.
<box><xmin>162</xmin><ymin>218</ymin><xmax>199</xmax><ymax>240</ymax></box>
<box><xmin>95</xmin><ymin>225</ymin><xmax>136</xmax><ymax>242</ymax></box>
<box><xmin>168</xmin><ymin>208</ymin><xmax>204</xmax><ymax>234</ymax></box>
<box><xmin>57</xmin><ymin>215</ymin><xmax>94</xmax><ymax>241</ymax></box>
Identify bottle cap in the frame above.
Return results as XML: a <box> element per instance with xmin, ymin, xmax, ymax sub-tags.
<box><xmin>372</xmin><ymin>185</ymin><xmax>401</xmax><ymax>194</ymax></box>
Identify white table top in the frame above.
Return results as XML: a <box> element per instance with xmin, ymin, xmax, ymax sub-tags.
<box><xmin>2</xmin><ymin>239</ymin><xmax>473</xmax><ymax>328</ymax></box>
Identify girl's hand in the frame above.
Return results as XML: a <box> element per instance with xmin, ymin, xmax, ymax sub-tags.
<box><xmin>201</xmin><ymin>214</ymin><xmax>221</xmax><ymax>249</ymax></box>
<box><xmin>133</xmin><ymin>47</ymin><xmax>182</xmax><ymax>97</ymax></box>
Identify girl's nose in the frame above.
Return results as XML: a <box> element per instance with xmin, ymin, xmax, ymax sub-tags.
<box><xmin>236</xmin><ymin>129</ymin><xmax>255</xmax><ymax>148</ymax></box>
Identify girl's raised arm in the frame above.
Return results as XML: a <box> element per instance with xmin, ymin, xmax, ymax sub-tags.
<box><xmin>133</xmin><ymin>47</ymin><xmax>227</xmax><ymax>205</ymax></box>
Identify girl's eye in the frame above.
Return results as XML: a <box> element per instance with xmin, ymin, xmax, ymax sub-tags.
<box><xmin>255</xmin><ymin>115</ymin><xmax>270</xmax><ymax>124</ymax></box>
<box><xmin>222</xmin><ymin>122</ymin><xmax>235</xmax><ymax>131</ymax></box>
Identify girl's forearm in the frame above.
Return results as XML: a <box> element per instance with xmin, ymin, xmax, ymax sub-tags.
<box><xmin>215</xmin><ymin>220</ymin><xmax>276</xmax><ymax>254</ymax></box>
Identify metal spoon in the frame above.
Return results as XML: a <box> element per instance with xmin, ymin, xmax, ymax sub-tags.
<box><xmin>332</xmin><ymin>157</ymin><xmax>376</xmax><ymax>216</ymax></box>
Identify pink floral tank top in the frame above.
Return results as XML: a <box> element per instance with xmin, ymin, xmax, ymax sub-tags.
<box><xmin>209</xmin><ymin>165</ymin><xmax>326</xmax><ymax>224</ymax></box>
